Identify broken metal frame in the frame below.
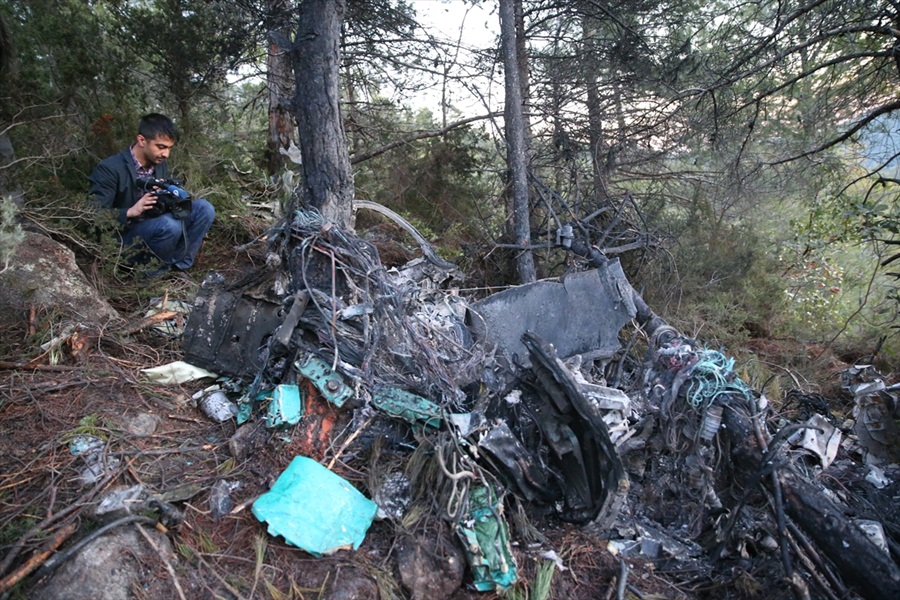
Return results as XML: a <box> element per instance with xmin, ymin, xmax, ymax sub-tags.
<box><xmin>642</xmin><ymin>328</ymin><xmax>900</xmax><ymax>600</ymax></box>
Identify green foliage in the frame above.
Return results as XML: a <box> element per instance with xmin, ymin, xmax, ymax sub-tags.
<box><xmin>641</xmin><ymin>175</ymin><xmax>788</xmax><ymax>343</ymax></box>
<box><xmin>1</xmin><ymin>0</ymin><xmax>140</xmax><ymax>137</ymax></box>
<box><xmin>353</xmin><ymin>104</ymin><xmax>503</xmax><ymax>251</ymax></box>
<box><xmin>0</xmin><ymin>515</ymin><xmax>38</xmax><ymax>547</ymax></box>
<box><xmin>505</xmin><ymin>559</ymin><xmax>556</xmax><ymax>600</ymax></box>
<box><xmin>175</xmin><ymin>540</ymin><xmax>195</xmax><ymax>562</ymax></box>
<box><xmin>769</xmin><ymin>166</ymin><xmax>899</xmax><ymax>357</ymax></box>
<box><xmin>105</xmin><ymin>0</ymin><xmax>259</xmax><ymax>128</ymax></box>
<box><xmin>62</xmin><ymin>413</ymin><xmax>106</xmax><ymax>444</ymax></box>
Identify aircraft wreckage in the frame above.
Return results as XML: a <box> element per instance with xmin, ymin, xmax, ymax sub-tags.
<box><xmin>180</xmin><ymin>206</ymin><xmax>900</xmax><ymax>599</ymax></box>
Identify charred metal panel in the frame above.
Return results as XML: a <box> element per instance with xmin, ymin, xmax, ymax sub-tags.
<box><xmin>523</xmin><ymin>332</ymin><xmax>628</xmax><ymax>530</ymax></box>
<box><xmin>469</xmin><ymin>261</ymin><xmax>636</xmax><ymax>369</ymax></box>
<box><xmin>182</xmin><ymin>286</ymin><xmax>285</xmax><ymax>378</ymax></box>
<box><xmin>476</xmin><ymin>422</ymin><xmax>554</xmax><ymax>503</ymax></box>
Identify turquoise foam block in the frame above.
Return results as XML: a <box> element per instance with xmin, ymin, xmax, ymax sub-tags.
<box><xmin>252</xmin><ymin>456</ymin><xmax>378</xmax><ymax>556</ymax></box>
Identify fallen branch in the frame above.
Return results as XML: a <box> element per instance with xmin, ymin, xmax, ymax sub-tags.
<box><xmin>616</xmin><ymin>558</ymin><xmax>628</xmax><ymax>600</ymax></box>
<box><xmin>785</xmin><ymin>526</ymin><xmax>842</xmax><ymax>600</ymax></box>
<box><xmin>326</xmin><ymin>416</ymin><xmax>372</xmax><ymax>470</ymax></box>
<box><xmin>111</xmin><ymin>444</ymin><xmax>219</xmax><ymax>456</ymax></box>
<box><xmin>33</xmin><ymin>515</ymin><xmax>158</xmax><ymax>581</ymax></box>
<box><xmin>194</xmin><ymin>552</ymin><xmax>247</xmax><ymax>600</ymax></box>
<box><xmin>135</xmin><ymin>523</ymin><xmax>187</xmax><ymax>600</ymax></box>
<box><xmin>0</xmin><ymin>469</ymin><xmax>119</xmax><ymax>577</ymax></box>
<box><xmin>0</xmin><ymin>522</ymin><xmax>77</xmax><ymax>594</ymax></box>
<box><xmin>114</xmin><ymin>310</ymin><xmax>179</xmax><ymax>336</ymax></box>
<box><xmin>0</xmin><ymin>361</ymin><xmax>79</xmax><ymax>372</ymax></box>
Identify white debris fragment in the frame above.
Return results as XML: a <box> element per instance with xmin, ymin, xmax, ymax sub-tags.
<box><xmin>854</xmin><ymin>519</ymin><xmax>890</xmax><ymax>555</ymax></box>
<box><xmin>865</xmin><ymin>465</ymin><xmax>890</xmax><ymax>489</ymax></box>
<box><xmin>539</xmin><ymin>550</ymin><xmax>568</xmax><ymax>571</ymax></box>
<box><xmin>787</xmin><ymin>414</ymin><xmax>841</xmax><ymax>469</ymax></box>
<box><xmin>141</xmin><ymin>361</ymin><xmax>218</xmax><ymax>384</ymax></box>
<box><xmin>504</xmin><ymin>389</ymin><xmax>522</xmax><ymax>405</ymax></box>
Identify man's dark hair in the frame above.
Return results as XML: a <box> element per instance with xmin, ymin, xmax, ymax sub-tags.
<box><xmin>138</xmin><ymin>113</ymin><xmax>179</xmax><ymax>142</ymax></box>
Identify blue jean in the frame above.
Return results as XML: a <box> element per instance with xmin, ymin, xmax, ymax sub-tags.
<box><xmin>121</xmin><ymin>199</ymin><xmax>215</xmax><ymax>270</ymax></box>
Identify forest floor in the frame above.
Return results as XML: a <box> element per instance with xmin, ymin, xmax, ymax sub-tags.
<box><xmin>0</xmin><ymin>225</ymin><xmax>896</xmax><ymax>600</ymax></box>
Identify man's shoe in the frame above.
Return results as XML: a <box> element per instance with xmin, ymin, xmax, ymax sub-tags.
<box><xmin>142</xmin><ymin>265</ymin><xmax>172</xmax><ymax>279</ymax></box>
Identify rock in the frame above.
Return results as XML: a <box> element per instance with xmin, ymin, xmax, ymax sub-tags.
<box><xmin>32</xmin><ymin>526</ymin><xmax>176</xmax><ymax>600</ymax></box>
<box><xmin>209</xmin><ymin>479</ymin><xmax>240</xmax><ymax>521</ymax></box>
<box><xmin>321</xmin><ymin>566</ymin><xmax>378</xmax><ymax>600</ymax></box>
<box><xmin>396</xmin><ymin>533</ymin><xmax>465</xmax><ymax>600</ymax></box>
<box><xmin>0</xmin><ymin>232</ymin><xmax>121</xmax><ymax>327</ymax></box>
<box><xmin>121</xmin><ymin>412</ymin><xmax>160</xmax><ymax>437</ymax></box>
<box><xmin>229</xmin><ymin>419</ymin><xmax>269</xmax><ymax>461</ymax></box>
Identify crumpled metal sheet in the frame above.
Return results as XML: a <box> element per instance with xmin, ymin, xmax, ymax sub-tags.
<box><xmin>476</xmin><ymin>422</ymin><xmax>554</xmax><ymax>503</ymax></box>
<box><xmin>788</xmin><ymin>414</ymin><xmax>841</xmax><ymax>469</ymax></box>
<box><xmin>521</xmin><ymin>331</ymin><xmax>629</xmax><ymax>529</ymax></box>
<box><xmin>843</xmin><ymin>365</ymin><xmax>900</xmax><ymax>464</ymax></box>
<box><xmin>469</xmin><ymin>261</ymin><xmax>636</xmax><ymax>370</ymax></box>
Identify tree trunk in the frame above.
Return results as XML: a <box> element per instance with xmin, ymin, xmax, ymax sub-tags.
<box><xmin>499</xmin><ymin>0</ymin><xmax>535</xmax><ymax>284</ymax></box>
<box><xmin>582</xmin><ymin>16</ymin><xmax>610</xmax><ymax>203</ymax></box>
<box><xmin>291</xmin><ymin>0</ymin><xmax>354</xmax><ymax>229</ymax></box>
<box><xmin>266</xmin><ymin>0</ymin><xmax>295</xmax><ymax>176</ymax></box>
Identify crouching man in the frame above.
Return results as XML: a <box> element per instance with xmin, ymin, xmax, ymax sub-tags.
<box><xmin>89</xmin><ymin>113</ymin><xmax>214</xmax><ymax>274</ymax></box>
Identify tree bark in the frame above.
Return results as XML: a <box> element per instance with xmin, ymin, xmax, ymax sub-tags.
<box><xmin>291</xmin><ymin>0</ymin><xmax>354</xmax><ymax>229</ymax></box>
<box><xmin>581</xmin><ymin>14</ymin><xmax>610</xmax><ymax>203</ymax></box>
<box><xmin>266</xmin><ymin>0</ymin><xmax>295</xmax><ymax>175</ymax></box>
<box><xmin>499</xmin><ymin>0</ymin><xmax>535</xmax><ymax>284</ymax></box>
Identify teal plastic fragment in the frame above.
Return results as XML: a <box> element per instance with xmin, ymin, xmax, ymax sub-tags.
<box><xmin>457</xmin><ymin>485</ymin><xmax>517</xmax><ymax>591</ymax></box>
<box><xmin>252</xmin><ymin>456</ymin><xmax>378</xmax><ymax>556</ymax></box>
<box><xmin>265</xmin><ymin>384</ymin><xmax>304</xmax><ymax>428</ymax></box>
<box><xmin>295</xmin><ymin>355</ymin><xmax>352</xmax><ymax>407</ymax></box>
<box><xmin>235</xmin><ymin>387</ymin><xmax>273</xmax><ymax>425</ymax></box>
<box><xmin>235</xmin><ymin>394</ymin><xmax>254</xmax><ymax>425</ymax></box>
<box><xmin>372</xmin><ymin>388</ymin><xmax>442</xmax><ymax>428</ymax></box>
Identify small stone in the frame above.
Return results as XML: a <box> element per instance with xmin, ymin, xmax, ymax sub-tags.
<box><xmin>229</xmin><ymin>420</ymin><xmax>268</xmax><ymax>461</ymax></box>
<box><xmin>396</xmin><ymin>533</ymin><xmax>465</xmax><ymax>600</ymax></box>
<box><xmin>759</xmin><ymin>535</ymin><xmax>778</xmax><ymax>551</ymax></box>
<box><xmin>122</xmin><ymin>412</ymin><xmax>160</xmax><ymax>437</ymax></box>
<box><xmin>321</xmin><ymin>567</ymin><xmax>378</xmax><ymax>600</ymax></box>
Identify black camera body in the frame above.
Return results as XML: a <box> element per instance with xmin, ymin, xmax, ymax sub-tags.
<box><xmin>136</xmin><ymin>177</ymin><xmax>192</xmax><ymax>220</ymax></box>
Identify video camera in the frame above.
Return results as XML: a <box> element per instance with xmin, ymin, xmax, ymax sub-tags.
<box><xmin>136</xmin><ymin>177</ymin><xmax>192</xmax><ymax>220</ymax></box>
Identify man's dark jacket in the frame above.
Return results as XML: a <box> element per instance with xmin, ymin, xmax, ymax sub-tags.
<box><xmin>89</xmin><ymin>147</ymin><xmax>170</xmax><ymax>227</ymax></box>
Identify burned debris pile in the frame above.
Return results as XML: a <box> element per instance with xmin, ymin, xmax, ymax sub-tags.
<box><xmin>153</xmin><ymin>208</ymin><xmax>900</xmax><ymax>597</ymax></box>
<box><xmin>184</xmin><ymin>209</ymin><xmax>480</xmax><ymax>412</ymax></box>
